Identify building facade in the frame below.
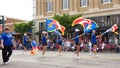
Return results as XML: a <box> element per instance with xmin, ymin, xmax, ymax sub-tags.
<box><xmin>35</xmin><ymin>0</ymin><xmax>120</xmax><ymax>43</ymax></box>
<box><xmin>5</xmin><ymin>17</ymin><xmax>26</xmax><ymax>32</ymax></box>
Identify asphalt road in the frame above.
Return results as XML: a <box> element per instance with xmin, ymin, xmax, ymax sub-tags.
<box><xmin>0</xmin><ymin>50</ymin><xmax>120</xmax><ymax>68</ymax></box>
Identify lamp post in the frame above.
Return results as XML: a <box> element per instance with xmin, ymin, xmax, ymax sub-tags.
<box><xmin>0</xmin><ymin>16</ymin><xmax>6</xmax><ymax>33</ymax></box>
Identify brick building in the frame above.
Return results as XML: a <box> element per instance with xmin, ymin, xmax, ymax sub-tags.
<box><xmin>35</xmin><ymin>0</ymin><xmax>120</xmax><ymax>43</ymax></box>
<box><xmin>5</xmin><ymin>17</ymin><xmax>26</xmax><ymax>32</ymax></box>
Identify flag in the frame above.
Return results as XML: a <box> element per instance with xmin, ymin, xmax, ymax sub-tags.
<box><xmin>60</xmin><ymin>25</ymin><xmax>66</xmax><ymax>35</ymax></box>
<box><xmin>72</xmin><ymin>17</ymin><xmax>98</xmax><ymax>33</ymax></box>
<box><xmin>72</xmin><ymin>17</ymin><xmax>92</xmax><ymax>27</ymax></box>
<box><xmin>46</xmin><ymin>19</ymin><xmax>66</xmax><ymax>35</ymax></box>
<box><xmin>111</xmin><ymin>24</ymin><xmax>118</xmax><ymax>32</ymax></box>
<box><xmin>72</xmin><ymin>17</ymin><xmax>85</xmax><ymax>26</ymax></box>
<box><xmin>84</xmin><ymin>21</ymin><xmax>98</xmax><ymax>33</ymax></box>
<box><xmin>102</xmin><ymin>24</ymin><xmax>118</xmax><ymax>35</ymax></box>
<box><xmin>46</xmin><ymin>19</ymin><xmax>56</xmax><ymax>32</ymax></box>
<box><xmin>114</xmin><ymin>32</ymin><xmax>119</xmax><ymax>34</ymax></box>
<box><xmin>30</xmin><ymin>47</ymin><xmax>38</xmax><ymax>55</ymax></box>
<box><xmin>54</xmin><ymin>30</ymin><xmax>61</xmax><ymax>35</ymax></box>
<box><xmin>53</xmin><ymin>20</ymin><xmax>66</xmax><ymax>35</ymax></box>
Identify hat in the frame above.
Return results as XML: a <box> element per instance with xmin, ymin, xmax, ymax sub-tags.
<box><xmin>92</xmin><ymin>30</ymin><xmax>96</xmax><ymax>33</ymax></box>
<box><xmin>42</xmin><ymin>31</ymin><xmax>47</xmax><ymax>34</ymax></box>
<box><xmin>4</xmin><ymin>27</ymin><xmax>9</xmax><ymax>30</ymax></box>
<box><xmin>75</xmin><ymin>29</ymin><xmax>80</xmax><ymax>32</ymax></box>
<box><xmin>24</xmin><ymin>33</ymin><xmax>27</xmax><ymax>36</ymax></box>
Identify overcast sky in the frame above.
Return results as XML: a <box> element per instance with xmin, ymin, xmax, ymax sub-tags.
<box><xmin>0</xmin><ymin>0</ymin><xmax>33</xmax><ymax>21</ymax></box>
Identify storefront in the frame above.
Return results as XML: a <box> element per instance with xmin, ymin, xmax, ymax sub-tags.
<box><xmin>89</xmin><ymin>14</ymin><xmax>120</xmax><ymax>44</ymax></box>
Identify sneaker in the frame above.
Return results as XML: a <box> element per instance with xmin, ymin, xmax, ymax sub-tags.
<box><xmin>23</xmin><ymin>52</ymin><xmax>27</xmax><ymax>55</ymax></box>
<box><xmin>7</xmin><ymin>59</ymin><xmax>11</xmax><ymax>63</ymax></box>
<box><xmin>41</xmin><ymin>55</ymin><xmax>46</xmax><ymax>58</ymax></box>
<box><xmin>4</xmin><ymin>62</ymin><xmax>8</xmax><ymax>64</ymax></box>
<box><xmin>60</xmin><ymin>53</ymin><xmax>62</xmax><ymax>56</ymax></box>
<box><xmin>76</xmin><ymin>56</ymin><xmax>80</xmax><ymax>59</ymax></box>
<box><xmin>73</xmin><ymin>55</ymin><xmax>76</xmax><ymax>59</ymax></box>
<box><xmin>95</xmin><ymin>55</ymin><xmax>98</xmax><ymax>57</ymax></box>
<box><xmin>90</xmin><ymin>52</ymin><xmax>93</xmax><ymax>56</ymax></box>
<box><xmin>58</xmin><ymin>53</ymin><xmax>62</xmax><ymax>56</ymax></box>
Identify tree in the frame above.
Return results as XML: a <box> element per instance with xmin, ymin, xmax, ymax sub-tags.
<box><xmin>53</xmin><ymin>14</ymin><xmax>82</xmax><ymax>34</ymax></box>
<box><xmin>14</xmin><ymin>20</ymin><xmax>34</xmax><ymax>35</ymax></box>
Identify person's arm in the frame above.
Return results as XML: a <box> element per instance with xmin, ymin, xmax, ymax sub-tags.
<box><xmin>1</xmin><ymin>39</ymin><xmax>4</xmax><ymax>49</ymax></box>
<box><xmin>96</xmin><ymin>34</ymin><xmax>102</xmax><ymax>38</ymax></box>
<box><xmin>0</xmin><ymin>34</ymin><xmax>4</xmax><ymax>49</ymax></box>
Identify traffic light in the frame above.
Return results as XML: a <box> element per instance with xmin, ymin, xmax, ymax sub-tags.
<box><xmin>0</xmin><ymin>16</ymin><xmax>5</xmax><ymax>33</ymax></box>
<box><xmin>0</xmin><ymin>16</ymin><xmax>4</xmax><ymax>24</ymax></box>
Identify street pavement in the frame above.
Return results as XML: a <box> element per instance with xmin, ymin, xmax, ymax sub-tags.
<box><xmin>0</xmin><ymin>50</ymin><xmax>120</xmax><ymax>68</ymax></box>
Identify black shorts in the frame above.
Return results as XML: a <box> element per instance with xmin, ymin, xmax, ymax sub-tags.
<box><xmin>92</xmin><ymin>43</ymin><xmax>97</xmax><ymax>45</ymax></box>
<box><xmin>58</xmin><ymin>41</ymin><xmax>62</xmax><ymax>45</ymax></box>
<box><xmin>58</xmin><ymin>43</ymin><xmax>62</xmax><ymax>45</ymax></box>
<box><xmin>75</xmin><ymin>42</ymin><xmax>80</xmax><ymax>45</ymax></box>
<box><xmin>92</xmin><ymin>43</ymin><xmax>97</xmax><ymax>47</ymax></box>
<box><xmin>42</xmin><ymin>42</ymin><xmax>47</xmax><ymax>46</ymax></box>
<box><xmin>23</xmin><ymin>44</ymin><xmax>27</xmax><ymax>47</ymax></box>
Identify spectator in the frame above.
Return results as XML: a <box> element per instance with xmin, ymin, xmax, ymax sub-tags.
<box><xmin>88</xmin><ymin>39</ymin><xmax>92</xmax><ymax>55</ymax></box>
<box><xmin>64</xmin><ymin>39</ymin><xmax>71</xmax><ymax>52</ymax></box>
<box><xmin>0</xmin><ymin>27</ymin><xmax>16</xmax><ymax>64</ymax></box>
<box><xmin>114</xmin><ymin>37</ymin><xmax>120</xmax><ymax>53</ymax></box>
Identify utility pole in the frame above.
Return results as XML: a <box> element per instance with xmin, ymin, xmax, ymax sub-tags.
<box><xmin>0</xmin><ymin>16</ymin><xmax>5</xmax><ymax>33</ymax></box>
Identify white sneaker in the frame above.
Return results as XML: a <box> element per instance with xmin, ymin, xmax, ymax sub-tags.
<box><xmin>58</xmin><ymin>53</ymin><xmax>62</xmax><ymax>56</ymax></box>
<box><xmin>73</xmin><ymin>55</ymin><xmax>76</xmax><ymax>59</ymax></box>
<box><xmin>95</xmin><ymin>55</ymin><xmax>98</xmax><ymax>57</ymax></box>
<box><xmin>90</xmin><ymin>52</ymin><xmax>93</xmax><ymax>56</ymax></box>
<box><xmin>41</xmin><ymin>55</ymin><xmax>46</xmax><ymax>58</ymax></box>
<box><xmin>7</xmin><ymin>60</ymin><xmax>11</xmax><ymax>63</ymax></box>
<box><xmin>76</xmin><ymin>56</ymin><xmax>80</xmax><ymax>59</ymax></box>
<box><xmin>4</xmin><ymin>62</ymin><xmax>8</xmax><ymax>64</ymax></box>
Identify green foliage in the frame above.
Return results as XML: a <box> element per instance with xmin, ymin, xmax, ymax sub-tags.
<box><xmin>14</xmin><ymin>20</ymin><xmax>34</xmax><ymax>35</ymax></box>
<box><xmin>53</xmin><ymin>14</ymin><xmax>82</xmax><ymax>33</ymax></box>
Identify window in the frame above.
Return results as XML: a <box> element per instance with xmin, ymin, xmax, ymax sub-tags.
<box><xmin>39</xmin><ymin>22</ymin><xmax>44</xmax><ymax>31</ymax></box>
<box><xmin>80</xmin><ymin>0</ymin><xmax>88</xmax><ymax>7</ymax></box>
<box><xmin>107</xmin><ymin>16</ymin><xmax>111</xmax><ymax>25</ymax></box>
<box><xmin>101</xmin><ymin>0</ymin><xmax>112</xmax><ymax>4</ymax></box>
<box><xmin>46</xmin><ymin>1</ymin><xmax>53</xmax><ymax>12</ymax></box>
<box><xmin>116</xmin><ymin>16</ymin><xmax>119</xmax><ymax>24</ymax></box>
<box><xmin>62</xmin><ymin>0</ymin><xmax>69</xmax><ymax>10</ymax></box>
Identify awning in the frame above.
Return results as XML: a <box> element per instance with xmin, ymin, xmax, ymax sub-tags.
<box><xmin>35</xmin><ymin>31</ymin><xmax>42</xmax><ymax>35</ymax></box>
<box><xmin>68</xmin><ymin>27</ymin><xmax>83</xmax><ymax>33</ymax></box>
<box><xmin>11</xmin><ymin>32</ymin><xmax>20</xmax><ymax>35</ymax></box>
<box><xmin>35</xmin><ymin>29</ymin><xmax>47</xmax><ymax>35</ymax></box>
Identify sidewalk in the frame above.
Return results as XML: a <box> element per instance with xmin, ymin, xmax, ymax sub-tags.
<box><xmin>0</xmin><ymin>50</ymin><xmax>120</xmax><ymax>68</ymax></box>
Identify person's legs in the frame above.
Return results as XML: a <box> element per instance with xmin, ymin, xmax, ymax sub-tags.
<box><xmin>58</xmin><ymin>45</ymin><xmax>62</xmax><ymax>55</ymax></box>
<box><xmin>89</xmin><ymin>46</ymin><xmax>92</xmax><ymax>55</ymax></box>
<box><xmin>76</xmin><ymin>45</ymin><xmax>80</xmax><ymax>56</ymax></box>
<box><xmin>24</xmin><ymin>46</ymin><xmax>27</xmax><ymax>51</ymax></box>
<box><xmin>7</xmin><ymin>46</ymin><xmax>13</xmax><ymax>61</ymax></box>
<box><xmin>93</xmin><ymin>45</ymin><xmax>97</xmax><ymax>55</ymax></box>
<box><xmin>2</xmin><ymin>46</ymin><xmax>8</xmax><ymax>63</ymax></box>
<box><xmin>42</xmin><ymin>46</ymin><xmax>47</xmax><ymax>56</ymax></box>
<box><xmin>23</xmin><ymin>44</ymin><xmax>27</xmax><ymax>54</ymax></box>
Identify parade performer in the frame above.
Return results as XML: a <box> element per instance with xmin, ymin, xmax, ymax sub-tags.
<box><xmin>22</xmin><ymin>33</ymin><xmax>29</xmax><ymax>54</ymax></box>
<box><xmin>73</xmin><ymin>29</ymin><xmax>80</xmax><ymax>59</ymax></box>
<box><xmin>91</xmin><ymin>30</ymin><xmax>100</xmax><ymax>56</ymax></box>
<box><xmin>41</xmin><ymin>31</ymin><xmax>48</xmax><ymax>57</ymax></box>
<box><xmin>31</xmin><ymin>39</ymin><xmax>38</xmax><ymax>55</ymax></box>
<box><xmin>57</xmin><ymin>33</ymin><xmax>63</xmax><ymax>55</ymax></box>
<box><xmin>0</xmin><ymin>27</ymin><xmax>16</xmax><ymax>64</ymax></box>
